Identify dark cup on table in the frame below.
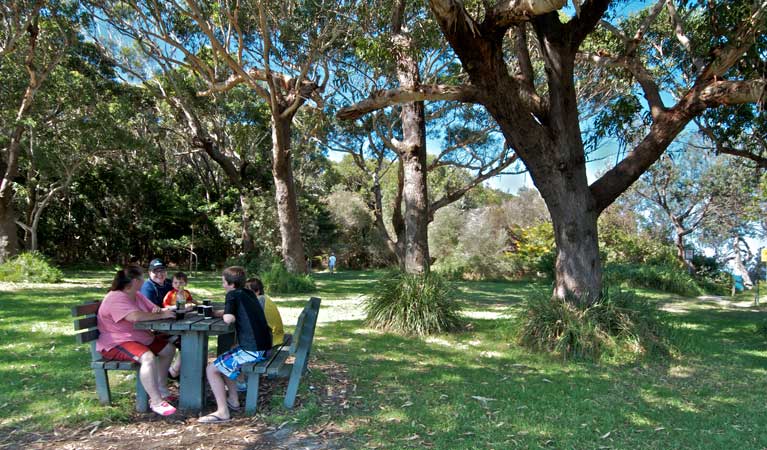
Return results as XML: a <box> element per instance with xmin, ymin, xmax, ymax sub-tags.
<box><xmin>202</xmin><ymin>299</ymin><xmax>211</xmax><ymax>306</ymax></box>
<box><xmin>197</xmin><ymin>305</ymin><xmax>204</xmax><ymax>314</ymax></box>
<box><xmin>175</xmin><ymin>310</ymin><xmax>186</xmax><ymax>320</ymax></box>
<box><xmin>203</xmin><ymin>305</ymin><xmax>213</xmax><ymax>318</ymax></box>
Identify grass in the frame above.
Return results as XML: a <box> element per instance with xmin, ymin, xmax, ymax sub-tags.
<box><xmin>2</xmin><ymin>269</ymin><xmax>767</xmax><ymax>448</ymax></box>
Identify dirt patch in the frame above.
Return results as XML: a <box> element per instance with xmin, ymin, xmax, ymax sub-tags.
<box><xmin>0</xmin><ymin>361</ymin><xmax>355</xmax><ymax>450</ymax></box>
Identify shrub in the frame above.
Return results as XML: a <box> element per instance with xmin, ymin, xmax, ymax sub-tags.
<box><xmin>604</xmin><ymin>263</ymin><xmax>703</xmax><ymax>297</ymax></box>
<box><xmin>260</xmin><ymin>262</ymin><xmax>316</xmax><ymax>294</ymax></box>
<box><xmin>364</xmin><ymin>271</ymin><xmax>464</xmax><ymax>336</ymax></box>
<box><xmin>0</xmin><ymin>252</ymin><xmax>63</xmax><ymax>283</ymax></box>
<box><xmin>225</xmin><ymin>250</ymin><xmax>280</xmax><ymax>276</ymax></box>
<box><xmin>516</xmin><ymin>288</ymin><xmax>669</xmax><ymax>361</ymax></box>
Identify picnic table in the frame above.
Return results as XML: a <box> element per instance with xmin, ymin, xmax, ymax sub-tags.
<box><xmin>134</xmin><ymin>312</ymin><xmax>234</xmax><ymax>412</ymax></box>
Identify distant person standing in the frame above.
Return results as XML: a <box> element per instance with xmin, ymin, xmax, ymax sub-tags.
<box><xmin>328</xmin><ymin>252</ymin><xmax>337</xmax><ymax>274</ymax></box>
<box><xmin>140</xmin><ymin>259</ymin><xmax>173</xmax><ymax>307</ymax></box>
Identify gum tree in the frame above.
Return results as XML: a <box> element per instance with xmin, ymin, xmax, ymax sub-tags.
<box><xmin>340</xmin><ymin>0</ymin><xmax>767</xmax><ymax>304</ymax></box>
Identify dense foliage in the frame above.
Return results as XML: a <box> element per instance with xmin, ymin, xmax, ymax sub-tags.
<box><xmin>0</xmin><ymin>252</ymin><xmax>62</xmax><ymax>283</ymax></box>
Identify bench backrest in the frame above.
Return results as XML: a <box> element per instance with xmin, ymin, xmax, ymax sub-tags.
<box><xmin>290</xmin><ymin>297</ymin><xmax>320</xmax><ymax>359</ymax></box>
<box><xmin>72</xmin><ymin>301</ymin><xmax>102</xmax><ymax>362</ymax></box>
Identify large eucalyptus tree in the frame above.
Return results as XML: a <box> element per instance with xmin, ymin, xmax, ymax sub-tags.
<box><xmin>341</xmin><ymin>0</ymin><xmax>767</xmax><ymax>304</ymax></box>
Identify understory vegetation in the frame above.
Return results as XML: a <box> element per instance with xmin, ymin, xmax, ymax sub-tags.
<box><xmin>0</xmin><ymin>252</ymin><xmax>63</xmax><ymax>283</ymax></box>
<box><xmin>516</xmin><ymin>288</ymin><xmax>670</xmax><ymax>362</ymax></box>
<box><xmin>364</xmin><ymin>271</ymin><xmax>464</xmax><ymax>336</ymax></box>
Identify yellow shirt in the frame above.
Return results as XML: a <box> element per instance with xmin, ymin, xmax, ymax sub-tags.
<box><xmin>258</xmin><ymin>295</ymin><xmax>285</xmax><ymax>346</ymax></box>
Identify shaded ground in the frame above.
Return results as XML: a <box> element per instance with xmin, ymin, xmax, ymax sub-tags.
<box><xmin>0</xmin><ymin>361</ymin><xmax>353</xmax><ymax>450</ymax></box>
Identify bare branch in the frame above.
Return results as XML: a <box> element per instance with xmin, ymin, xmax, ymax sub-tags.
<box><xmin>665</xmin><ymin>0</ymin><xmax>704</xmax><ymax>72</ymax></box>
<box><xmin>337</xmin><ymin>85</ymin><xmax>483</xmax><ymax>120</ymax></box>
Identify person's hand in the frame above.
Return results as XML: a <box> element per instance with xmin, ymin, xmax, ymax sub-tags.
<box><xmin>151</xmin><ymin>306</ymin><xmax>162</xmax><ymax>313</ymax></box>
<box><xmin>159</xmin><ymin>309</ymin><xmax>175</xmax><ymax>319</ymax></box>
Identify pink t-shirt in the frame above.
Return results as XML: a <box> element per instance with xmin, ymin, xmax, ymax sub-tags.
<box><xmin>96</xmin><ymin>290</ymin><xmax>157</xmax><ymax>352</ymax></box>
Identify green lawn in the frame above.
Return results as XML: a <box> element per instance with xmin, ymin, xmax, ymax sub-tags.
<box><xmin>1</xmin><ymin>269</ymin><xmax>767</xmax><ymax>449</ymax></box>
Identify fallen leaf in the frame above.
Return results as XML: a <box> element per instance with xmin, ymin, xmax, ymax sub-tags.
<box><xmin>401</xmin><ymin>401</ymin><xmax>414</xmax><ymax>408</ymax></box>
<box><xmin>601</xmin><ymin>431</ymin><xmax>611</xmax><ymax>439</ymax></box>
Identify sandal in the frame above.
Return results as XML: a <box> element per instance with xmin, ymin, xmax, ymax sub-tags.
<box><xmin>227</xmin><ymin>399</ymin><xmax>241</xmax><ymax>411</ymax></box>
<box><xmin>198</xmin><ymin>413</ymin><xmax>231</xmax><ymax>424</ymax></box>
<box><xmin>150</xmin><ymin>401</ymin><xmax>176</xmax><ymax>416</ymax></box>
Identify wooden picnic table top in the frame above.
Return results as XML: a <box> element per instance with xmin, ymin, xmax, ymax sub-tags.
<box><xmin>134</xmin><ymin>312</ymin><xmax>234</xmax><ymax>334</ymax></box>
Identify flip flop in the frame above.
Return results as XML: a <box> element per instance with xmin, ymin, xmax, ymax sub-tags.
<box><xmin>227</xmin><ymin>400</ymin><xmax>241</xmax><ymax>411</ymax></box>
<box><xmin>198</xmin><ymin>413</ymin><xmax>231</xmax><ymax>424</ymax></box>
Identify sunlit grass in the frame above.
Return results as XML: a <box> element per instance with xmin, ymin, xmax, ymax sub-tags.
<box><xmin>1</xmin><ymin>269</ymin><xmax>767</xmax><ymax>448</ymax></box>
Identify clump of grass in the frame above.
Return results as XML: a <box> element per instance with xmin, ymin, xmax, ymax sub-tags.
<box><xmin>516</xmin><ymin>288</ymin><xmax>669</xmax><ymax>361</ymax></box>
<box><xmin>0</xmin><ymin>252</ymin><xmax>63</xmax><ymax>283</ymax></box>
<box><xmin>364</xmin><ymin>271</ymin><xmax>464</xmax><ymax>336</ymax></box>
<box><xmin>604</xmin><ymin>263</ymin><xmax>703</xmax><ymax>297</ymax></box>
<box><xmin>261</xmin><ymin>262</ymin><xmax>316</xmax><ymax>294</ymax></box>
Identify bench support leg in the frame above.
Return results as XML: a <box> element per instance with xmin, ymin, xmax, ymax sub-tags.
<box><xmin>135</xmin><ymin>370</ymin><xmax>149</xmax><ymax>413</ymax></box>
<box><xmin>244</xmin><ymin>373</ymin><xmax>260</xmax><ymax>415</ymax></box>
<box><xmin>94</xmin><ymin>368</ymin><xmax>111</xmax><ymax>405</ymax></box>
<box><xmin>284</xmin><ymin>356</ymin><xmax>307</xmax><ymax>409</ymax></box>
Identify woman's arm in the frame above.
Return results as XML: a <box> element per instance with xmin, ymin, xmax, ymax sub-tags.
<box><xmin>124</xmin><ymin>309</ymin><xmax>175</xmax><ymax>322</ymax></box>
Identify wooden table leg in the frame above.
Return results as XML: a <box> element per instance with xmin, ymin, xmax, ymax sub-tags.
<box><xmin>179</xmin><ymin>331</ymin><xmax>208</xmax><ymax>412</ymax></box>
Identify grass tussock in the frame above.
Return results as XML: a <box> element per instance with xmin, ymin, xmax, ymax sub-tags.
<box><xmin>516</xmin><ymin>288</ymin><xmax>669</xmax><ymax>361</ymax></box>
<box><xmin>364</xmin><ymin>271</ymin><xmax>464</xmax><ymax>336</ymax></box>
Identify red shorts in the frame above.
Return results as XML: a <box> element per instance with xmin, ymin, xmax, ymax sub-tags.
<box><xmin>100</xmin><ymin>337</ymin><xmax>169</xmax><ymax>362</ymax></box>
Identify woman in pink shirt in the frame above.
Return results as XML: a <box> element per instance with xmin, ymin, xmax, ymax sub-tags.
<box><xmin>97</xmin><ymin>265</ymin><xmax>178</xmax><ymax>416</ymax></box>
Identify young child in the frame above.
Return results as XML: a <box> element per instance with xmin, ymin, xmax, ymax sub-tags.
<box><xmin>245</xmin><ymin>277</ymin><xmax>286</xmax><ymax>346</ymax></box>
<box><xmin>162</xmin><ymin>272</ymin><xmax>196</xmax><ymax>380</ymax></box>
<box><xmin>199</xmin><ymin>266</ymin><xmax>272</xmax><ymax>424</ymax></box>
<box><xmin>162</xmin><ymin>272</ymin><xmax>196</xmax><ymax>308</ymax></box>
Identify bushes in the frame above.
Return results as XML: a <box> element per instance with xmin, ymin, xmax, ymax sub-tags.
<box><xmin>604</xmin><ymin>263</ymin><xmax>703</xmax><ymax>297</ymax></box>
<box><xmin>261</xmin><ymin>262</ymin><xmax>316</xmax><ymax>294</ymax></box>
<box><xmin>516</xmin><ymin>289</ymin><xmax>669</xmax><ymax>361</ymax></box>
<box><xmin>364</xmin><ymin>271</ymin><xmax>464</xmax><ymax>336</ymax></box>
<box><xmin>0</xmin><ymin>252</ymin><xmax>63</xmax><ymax>283</ymax></box>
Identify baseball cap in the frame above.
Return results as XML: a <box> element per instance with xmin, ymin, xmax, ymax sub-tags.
<box><xmin>148</xmin><ymin>259</ymin><xmax>166</xmax><ymax>272</ymax></box>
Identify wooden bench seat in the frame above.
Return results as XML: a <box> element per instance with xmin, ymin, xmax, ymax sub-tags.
<box><xmin>72</xmin><ymin>301</ymin><xmax>149</xmax><ymax>412</ymax></box>
<box><xmin>240</xmin><ymin>296</ymin><xmax>320</xmax><ymax>414</ymax></box>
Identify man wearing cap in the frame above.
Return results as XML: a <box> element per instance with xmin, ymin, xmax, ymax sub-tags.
<box><xmin>141</xmin><ymin>259</ymin><xmax>174</xmax><ymax>307</ymax></box>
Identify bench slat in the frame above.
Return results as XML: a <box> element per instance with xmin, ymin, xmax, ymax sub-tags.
<box><xmin>73</xmin><ymin>316</ymin><xmax>97</xmax><ymax>331</ymax></box>
<box><xmin>266</xmin><ymin>350</ymin><xmax>291</xmax><ymax>377</ymax></box>
<box><xmin>92</xmin><ymin>361</ymin><xmax>138</xmax><ymax>370</ymax></box>
<box><xmin>76</xmin><ymin>329</ymin><xmax>100</xmax><ymax>344</ymax></box>
<box><xmin>72</xmin><ymin>301</ymin><xmax>100</xmax><ymax>317</ymax></box>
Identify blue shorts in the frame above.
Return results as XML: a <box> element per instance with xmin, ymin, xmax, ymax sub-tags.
<box><xmin>213</xmin><ymin>347</ymin><xmax>267</xmax><ymax>380</ymax></box>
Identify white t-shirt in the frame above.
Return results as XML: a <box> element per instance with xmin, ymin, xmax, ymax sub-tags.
<box><xmin>329</xmin><ymin>255</ymin><xmax>336</xmax><ymax>266</ymax></box>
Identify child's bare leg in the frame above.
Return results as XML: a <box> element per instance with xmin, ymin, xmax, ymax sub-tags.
<box><xmin>204</xmin><ymin>363</ymin><xmax>230</xmax><ymax>419</ymax></box>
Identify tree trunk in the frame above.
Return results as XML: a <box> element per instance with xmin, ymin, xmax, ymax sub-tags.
<box><xmin>733</xmin><ymin>237</ymin><xmax>753</xmax><ymax>287</ymax></box>
<box><xmin>0</xmin><ymin>200</ymin><xmax>19</xmax><ymax>263</ymax></box>
<box><xmin>393</xmin><ymin>4</ymin><xmax>430</xmax><ymax>275</ymax></box>
<box><xmin>271</xmin><ymin>117</ymin><xmax>306</xmax><ymax>273</ymax></box>
<box><xmin>542</xmin><ymin>163</ymin><xmax>602</xmax><ymax>305</ymax></box>
<box><xmin>239</xmin><ymin>193</ymin><xmax>255</xmax><ymax>253</ymax></box>
<box><xmin>400</xmin><ymin>137</ymin><xmax>430</xmax><ymax>274</ymax></box>
<box><xmin>673</xmin><ymin>224</ymin><xmax>696</xmax><ymax>274</ymax></box>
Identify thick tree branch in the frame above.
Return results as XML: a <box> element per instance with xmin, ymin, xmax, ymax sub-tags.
<box><xmin>579</xmin><ymin>52</ymin><xmax>666</xmax><ymax>118</ymax></box>
<box><xmin>698</xmin><ymin>0</ymin><xmax>767</xmax><ymax>82</ymax></box>
<box><xmin>484</xmin><ymin>0</ymin><xmax>566</xmax><ymax>30</ymax></box>
<box><xmin>337</xmin><ymin>85</ymin><xmax>483</xmax><ymax>120</ymax></box>
<box><xmin>567</xmin><ymin>0</ymin><xmax>612</xmax><ymax>49</ymax></box>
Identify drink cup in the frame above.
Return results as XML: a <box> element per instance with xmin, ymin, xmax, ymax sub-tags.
<box><xmin>175</xmin><ymin>310</ymin><xmax>186</xmax><ymax>320</ymax></box>
<box><xmin>202</xmin><ymin>299</ymin><xmax>211</xmax><ymax>306</ymax></box>
<box><xmin>203</xmin><ymin>305</ymin><xmax>213</xmax><ymax>318</ymax></box>
<box><xmin>197</xmin><ymin>305</ymin><xmax>204</xmax><ymax>314</ymax></box>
